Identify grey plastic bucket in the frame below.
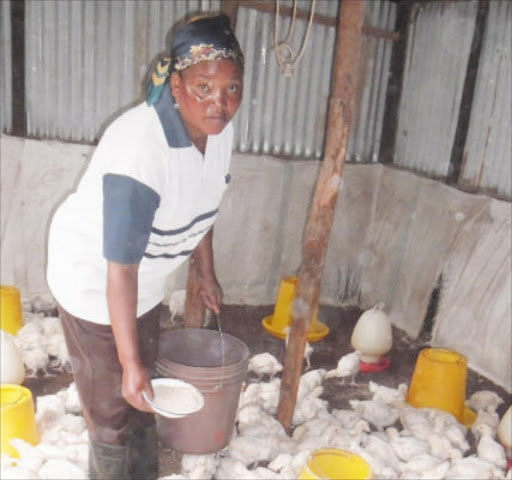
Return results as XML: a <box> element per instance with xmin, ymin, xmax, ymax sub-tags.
<box><xmin>154</xmin><ymin>328</ymin><xmax>249</xmax><ymax>454</ymax></box>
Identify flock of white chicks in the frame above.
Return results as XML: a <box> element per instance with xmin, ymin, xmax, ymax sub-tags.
<box><xmin>1</xmin><ymin>299</ymin><xmax>511</xmax><ymax>480</ymax></box>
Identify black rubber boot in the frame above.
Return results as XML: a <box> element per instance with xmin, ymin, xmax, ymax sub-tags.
<box><xmin>89</xmin><ymin>440</ymin><xmax>129</xmax><ymax>480</ymax></box>
<box><xmin>128</xmin><ymin>425</ymin><xmax>159</xmax><ymax>480</ymax></box>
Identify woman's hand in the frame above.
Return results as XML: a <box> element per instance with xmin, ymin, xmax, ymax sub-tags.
<box><xmin>121</xmin><ymin>361</ymin><xmax>154</xmax><ymax>413</ymax></box>
<box><xmin>197</xmin><ymin>273</ymin><xmax>223</xmax><ymax>314</ymax></box>
<box><xmin>192</xmin><ymin>228</ymin><xmax>223</xmax><ymax>313</ymax></box>
<box><xmin>107</xmin><ymin>261</ymin><xmax>154</xmax><ymax>412</ymax></box>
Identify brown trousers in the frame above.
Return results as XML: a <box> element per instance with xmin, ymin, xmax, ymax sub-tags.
<box><xmin>58</xmin><ymin>303</ymin><xmax>164</xmax><ymax>446</ymax></box>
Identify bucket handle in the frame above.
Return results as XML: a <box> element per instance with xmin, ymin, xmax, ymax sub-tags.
<box><xmin>215</xmin><ymin>312</ymin><xmax>225</xmax><ymax>390</ymax></box>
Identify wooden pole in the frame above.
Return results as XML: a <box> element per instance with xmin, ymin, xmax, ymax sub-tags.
<box><xmin>220</xmin><ymin>0</ymin><xmax>240</xmax><ymax>29</ymax></box>
<box><xmin>276</xmin><ymin>0</ymin><xmax>365</xmax><ymax>433</ymax></box>
<box><xmin>237</xmin><ymin>0</ymin><xmax>399</xmax><ymax>41</ymax></box>
<box><xmin>184</xmin><ymin>256</ymin><xmax>205</xmax><ymax>328</ymax></box>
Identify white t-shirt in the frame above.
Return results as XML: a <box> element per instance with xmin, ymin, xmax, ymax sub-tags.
<box><xmin>47</xmin><ymin>84</ymin><xmax>233</xmax><ymax>324</ymax></box>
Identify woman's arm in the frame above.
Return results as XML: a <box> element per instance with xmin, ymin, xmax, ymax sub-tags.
<box><xmin>107</xmin><ymin>260</ymin><xmax>153</xmax><ymax>412</ymax></box>
<box><xmin>192</xmin><ymin>228</ymin><xmax>223</xmax><ymax>313</ymax></box>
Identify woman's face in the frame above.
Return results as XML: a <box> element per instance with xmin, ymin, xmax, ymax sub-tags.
<box><xmin>170</xmin><ymin>59</ymin><xmax>243</xmax><ymax>141</ymax></box>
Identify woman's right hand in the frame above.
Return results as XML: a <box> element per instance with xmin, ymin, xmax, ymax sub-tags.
<box><xmin>121</xmin><ymin>361</ymin><xmax>154</xmax><ymax>413</ymax></box>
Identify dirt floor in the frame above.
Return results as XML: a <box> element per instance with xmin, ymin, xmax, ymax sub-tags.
<box><xmin>24</xmin><ymin>304</ymin><xmax>511</xmax><ymax>477</ymax></box>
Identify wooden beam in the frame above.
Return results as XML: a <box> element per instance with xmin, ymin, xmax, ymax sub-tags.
<box><xmin>238</xmin><ymin>0</ymin><xmax>399</xmax><ymax>41</ymax></box>
<box><xmin>220</xmin><ymin>0</ymin><xmax>240</xmax><ymax>29</ymax></box>
<box><xmin>276</xmin><ymin>0</ymin><xmax>365</xmax><ymax>434</ymax></box>
<box><xmin>379</xmin><ymin>1</ymin><xmax>413</xmax><ymax>164</ymax></box>
<box><xmin>184</xmin><ymin>256</ymin><xmax>205</xmax><ymax>328</ymax></box>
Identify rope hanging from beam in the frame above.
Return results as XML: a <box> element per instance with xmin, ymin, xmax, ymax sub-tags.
<box><xmin>274</xmin><ymin>0</ymin><xmax>316</xmax><ymax>77</ymax></box>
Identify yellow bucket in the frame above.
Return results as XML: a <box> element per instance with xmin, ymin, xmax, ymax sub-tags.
<box><xmin>0</xmin><ymin>286</ymin><xmax>24</xmax><ymax>336</ymax></box>
<box><xmin>406</xmin><ymin>348</ymin><xmax>468</xmax><ymax>424</ymax></box>
<box><xmin>0</xmin><ymin>385</ymin><xmax>39</xmax><ymax>458</ymax></box>
<box><xmin>299</xmin><ymin>449</ymin><xmax>373</xmax><ymax>480</ymax></box>
<box><xmin>262</xmin><ymin>276</ymin><xmax>329</xmax><ymax>342</ymax></box>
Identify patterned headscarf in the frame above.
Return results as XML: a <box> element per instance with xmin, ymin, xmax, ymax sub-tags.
<box><xmin>146</xmin><ymin>14</ymin><xmax>244</xmax><ymax>105</ymax></box>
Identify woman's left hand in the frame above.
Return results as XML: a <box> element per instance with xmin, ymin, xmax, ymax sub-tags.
<box><xmin>198</xmin><ymin>274</ymin><xmax>223</xmax><ymax>314</ymax></box>
<box><xmin>192</xmin><ymin>229</ymin><xmax>223</xmax><ymax>313</ymax></box>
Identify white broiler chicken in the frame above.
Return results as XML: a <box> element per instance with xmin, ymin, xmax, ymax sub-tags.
<box><xmin>425</xmin><ymin>430</ymin><xmax>457</xmax><ymax>460</ymax></box>
<box><xmin>352</xmin><ymin>445</ymin><xmax>400</xmax><ymax>480</ymax></box>
<box><xmin>215</xmin><ymin>457</ymin><xmax>280</xmax><ymax>480</ymax></box>
<box><xmin>368</xmin><ymin>381</ymin><xmax>408</xmax><ymax>406</ymax></box>
<box><xmin>350</xmin><ymin>399</ymin><xmax>399</xmax><ymax>430</ymax></box>
<box><xmin>292</xmin><ymin>394</ymin><xmax>329</xmax><ymax>425</ymax></box>
<box><xmin>445</xmin><ymin>449</ymin><xmax>505</xmax><ymax>479</ymax></box>
<box><xmin>468</xmin><ymin>390</ymin><xmax>504</xmax><ymax>414</ymax></box>
<box><xmin>0</xmin><ymin>463</ymin><xmax>41</xmax><ymax>480</ymax></box>
<box><xmin>400</xmin><ymin>452</ymin><xmax>449</xmax><ymax>478</ymax></box>
<box><xmin>430</xmin><ymin>413</ymin><xmax>470</xmax><ymax>454</ymax></box>
<box><xmin>385</xmin><ymin>426</ymin><xmax>429</xmax><ymax>462</ymax></box>
<box><xmin>297</xmin><ymin>369</ymin><xmax>326</xmax><ymax>402</ymax></box>
<box><xmin>56</xmin><ymin>382</ymin><xmax>82</xmax><ymax>415</ymax></box>
<box><xmin>361</xmin><ymin>431</ymin><xmax>403</xmax><ymax>474</ymax></box>
<box><xmin>13</xmin><ymin>320</ymin><xmax>52</xmax><ymax>377</ymax></box>
<box><xmin>238</xmin><ymin>377</ymin><xmax>281</xmax><ymax>414</ymax></box>
<box><xmin>8</xmin><ymin>438</ymin><xmax>46</xmax><ymax>473</ymax></box>
<box><xmin>14</xmin><ymin>320</ymin><xmax>44</xmax><ymax>347</ymax></box>
<box><xmin>38</xmin><ymin>458</ymin><xmax>87</xmax><ymax>480</ymax></box>
<box><xmin>239</xmin><ymin>410</ymin><xmax>289</xmax><ymax>442</ymax></box>
<box><xmin>266</xmin><ymin>452</ymin><xmax>293</xmax><ymax>474</ymax></box>
<box><xmin>397</xmin><ymin>404</ymin><xmax>433</xmax><ymax>440</ymax></box>
<box><xmin>23</xmin><ymin>348</ymin><xmax>51</xmax><ymax>378</ymax></box>
<box><xmin>237</xmin><ymin>403</ymin><xmax>268</xmax><ymax>433</ymax></box>
<box><xmin>227</xmin><ymin>434</ymin><xmax>277</xmax><ymax>467</ymax></box>
<box><xmin>474</xmin><ymin>423</ymin><xmax>508</xmax><ymax>470</ymax></box>
<box><xmin>329</xmin><ymin>419</ymin><xmax>370</xmax><ymax>450</ymax></box>
<box><xmin>180</xmin><ymin>453</ymin><xmax>218</xmax><ymax>480</ymax></box>
<box><xmin>471</xmin><ymin>408</ymin><xmax>500</xmax><ymax>441</ymax></box>
<box><xmin>330</xmin><ymin>407</ymin><xmax>361</xmax><ymax>429</ymax></box>
<box><xmin>283</xmin><ymin>327</ymin><xmax>314</xmax><ymax>371</ymax></box>
<box><xmin>247</xmin><ymin>353</ymin><xmax>283</xmax><ymax>379</ymax></box>
<box><xmin>36</xmin><ymin>393</ymin><xmax>66</xmax><ymax>425</ymax></box>
<box><xmin>168</xmin><ymin>289</ymin><xmax>186</xmax><ymax>324</ymax></box>
<box><xmin>325</xmin><ymin>350</ymin><xmax>361</xmax><ymax>385</ymax></box>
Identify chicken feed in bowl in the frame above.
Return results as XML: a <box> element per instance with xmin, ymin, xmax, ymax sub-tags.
<box><xmin>144</xmin><ymin>378</ymin><xmax>204</xmax><ymax>418</ymax></box>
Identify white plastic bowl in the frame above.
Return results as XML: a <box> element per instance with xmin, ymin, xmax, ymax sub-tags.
<box><xmin>143</xmin><ymin>378</ymin><xmax>204</xmax><ymax>418</ymax></box>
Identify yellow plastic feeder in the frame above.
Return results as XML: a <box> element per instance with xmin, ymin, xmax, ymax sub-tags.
<box><xmin>1</xmin><ymin>384</ymin><xmax>39</xmax><ymax>458</ymax></box>
<box><xmin>1</xmin><ymin>286</ymin><xmax>24</xmax><ymax>336</ymax></box>
<box><xmin>406</xmin><ymin>348</ymin><xmax>476</xmax><ymax>427</ymax></box>
<box><xmin>262</xmin><ymin>276</ymin><xmax>329</xmax><ymax>342</ymax></box>
<box><xmin>299</xmin><ymin>449</ymin><xmax>373</xmax><ymax>480</ymax></box>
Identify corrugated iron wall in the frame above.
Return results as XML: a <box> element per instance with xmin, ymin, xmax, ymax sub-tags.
<box><xmin>395</xmin><ymin>0</ymin><xmax>511</xmax><ymax>199</ymax></box>
<box><xmin>395</xmin><ymin>0</ymin><xmax>478</xmax><ymax>177</ymax></box>
<box><xmin>1</xmin><ymin>0</ymin><xmax>510</xmax><ymax>198</ymax></box>
<box><xmin>2</xmin><ymin>0</ymin><xmax>396</xmax><ymax>162</ymax></box>
<box><xmin>233</xmin><ymin>0</ymin><xmax>396</xmax><ymax>160</ymax></box>
<box><xmin>233</xmin><ymin>1</ymin><xmax>338</xmax><ymax>158</ymax></box>
<box><xmin>0</xmin><ymin>0</ymin><xmax>12</xmax><ymax>133</ymax></box>
<box><xmin>23</xmin><ymin>0</ymin><xmax>220</xmax><ymax>142</ymax></box>
<box><xmin>460</xmin><ymin>0</ymin><xmax>511</xmax><ymax>198</ymax></box>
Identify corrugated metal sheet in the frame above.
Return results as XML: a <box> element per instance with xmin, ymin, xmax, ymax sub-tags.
<box><xmin>395</xmin><ymin>0</ymin><xmax>478</xmax><ymax>177</ymax></box>
<box><xmin>19</xmin><ymin>0</ymin><xmax>396</xmax><ymax>162</ymax></box>
<box><xmin>461</xmin><ymin>0</ymin><xmax>511</xmax><ymax>199</ymax></box>
<box><xmin>233</xmin><ymin>0</ymin><xmax>396</xmax><ymax>160</ymax></box>
<box><xmin>24</xmin><ymin>0</ymin><xmax>219</xmax><ymax>142</ymax></box>
<box><xmin>347</xmin><ymin>0</ymin><xmax>396</xmax><ymax>162</ymax></box>
<box><xmin>5</xmin><ymin>0</ymin><xmax>508</xmax><ymax>198</ymax></box>
<box><xmin>233</xmin><ymin>0</ymin><xmax>338</xmax><ymax>158</ymax></box>
<box><xmin>0</xmin><ymin>0</ymin><xmax>12</xmax><ymax>133</ymax></box>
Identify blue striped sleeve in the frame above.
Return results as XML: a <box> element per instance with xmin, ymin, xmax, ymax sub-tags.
<box><xmin>103</xmin><ymin>174</ymin><xmax>160</xmax><ymax>264</ymax></box>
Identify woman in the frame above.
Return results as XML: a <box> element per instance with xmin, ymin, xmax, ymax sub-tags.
<box><xmin>46</xmin><ymin>14</ymin><xmax>244</xmax><ymax>479</ymax></box>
